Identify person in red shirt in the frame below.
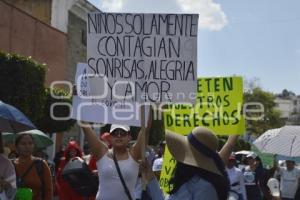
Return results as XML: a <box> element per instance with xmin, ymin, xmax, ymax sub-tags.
<box><xmin>56</xmin><ymin>140</ymin><xmax>85</xmax><ymax>200</ymax></box>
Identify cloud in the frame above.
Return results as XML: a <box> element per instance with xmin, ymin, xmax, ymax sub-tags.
<box><xmin>176</xmin><ymin>0</ymin><xmax>228</xmax><ymax>31</ymax></box>
<box><xmin>90</xmin><ymin>0</ymin><xmax>228</xmax><ymax>31</ymax></box>
<box><xmin>98</xmin><ymin>0</ymin><xmax>123</xmax><ymax>12</ymax></box>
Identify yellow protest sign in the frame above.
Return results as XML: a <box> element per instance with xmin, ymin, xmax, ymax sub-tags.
<box><xmin>159</xmin><ymin>148</ymin><xmax>176</xmax><ymax>194</ymax></box>
<box><xmin>159</xmin><ymin>76</ymin><xmax>245</xmax><ymax>193</ymax></box>
<box><xmin>158</xmin><ymin>148</ymin><xmax>176</xmax><ymax>193</ymax></box>
<box><xmin>163</xmin><ymin>76</ymin><xmax>245</xmax><ymax>135</ymax></box>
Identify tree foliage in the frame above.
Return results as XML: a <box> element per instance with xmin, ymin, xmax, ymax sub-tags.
<box><xmin>0</xmin><ymin>52</ymin><xmax>46</xmax><ymax>124</ymax></box>
<box><xmin>0</xmin><ymin>51</ymin><xmax>75</xmax><ymax>133</ymax></box>
<box><xmin>244</xmin><ymin>87</ymin><xmax>284</xmax><ymax>136</ymax></box>
<box><xmin>279</xmin><ymin>89</ymin><xmax>295</xmax><ymax>99</ymax></box>
<box><xmin>124</xmin><ymin>109</ymin><xmax>165</xmax><ymax>146</ymax></box>
<box><xmin>37</xmin><ymin>87</ymin><xmax>75</xmax><ymax>133</ymax></box>
<box><xmin>218</xmin><ymin>136</ymin><xmax>251</xmax><ymax>151</ymax></box>
<box><xmin>148</xmin><ymin>117</ymin><xmax>164</xmax><ymax>146</ymax></box>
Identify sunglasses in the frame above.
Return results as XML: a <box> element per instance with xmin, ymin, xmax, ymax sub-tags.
<box><xmin>110</xmin><ymin>129</ymin><xmax>129</xmax><ymax>137</ymax></box>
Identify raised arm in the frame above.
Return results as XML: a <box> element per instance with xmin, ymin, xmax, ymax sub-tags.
<box><xmin>141</xmin><ymin>161</ymin><xmax>165</xmax><ymax>200</ymax></box>
<box><xmin>80</xmin><ymin>123</ymin><xmax>108</xmax><ymax>160</ymax></box>
<box><xmin>218</xmin><ymin>135</ymin><xmax>239</xmax><ymax>165</ymax></box>
<box><xmin>131</xmin><ymin>106</ymin><xmax>152</xmax><ymax>161</ymax></box>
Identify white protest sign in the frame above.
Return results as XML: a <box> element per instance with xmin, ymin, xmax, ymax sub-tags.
<box><xmin>86</xmin><ymin>13</ymin><xmax>198</xmax><ymax>104</ymax></box>
<box><xmin>72</xmin><ymin>63</ymin><xmax>149</xmax><ymax>126</ymax></box>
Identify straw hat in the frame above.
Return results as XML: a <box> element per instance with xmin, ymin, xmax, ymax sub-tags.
<box><xmin>165</xmin><ymin>127</ymin><xmax>222</xmax><ymax>176</ymax></box>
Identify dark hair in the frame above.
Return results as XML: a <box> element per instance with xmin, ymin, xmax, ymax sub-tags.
<box><xmin>169</xmin><ymin>162</ymin><xmax>229</xmax><ymax>200</ymax></box>
<box><xmin>8</xmin><ymin>151</ymin><xmax>18</xmax><ymax>159</ymax></box>
<box><xmin>254</xmin><ymin>156</ymin><xmax>264</xmax><ymax>170</ymax></box>
<box><xmin>286</xmin><ymin>160</ymin><xmax>295</xmax><ymax>164</ymax></box>
<box><xmin>15</xmin><ymin>134</ymin><xmax>33</xmax><ymax>146</ymax></box>
<box><xmin>65</xmin><ymin>148</ymin><xmax>82</xmax><ymax>161</ymax></box>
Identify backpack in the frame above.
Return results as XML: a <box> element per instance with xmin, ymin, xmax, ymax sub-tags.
<box><xmin>61</xmin><ymin>157</ymin><xmax>99</xmax><ymax>197</ymax></box>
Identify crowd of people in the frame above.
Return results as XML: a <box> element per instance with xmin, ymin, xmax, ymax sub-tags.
<box><xmin>225</xmin><ymin>152</ymin><xmax>300</xmax><ymax>200</ymax></box>
<box><xmin>1</xmin><ymin>124</ymin><xmax>300</xmax><ymax>200</ymax></box>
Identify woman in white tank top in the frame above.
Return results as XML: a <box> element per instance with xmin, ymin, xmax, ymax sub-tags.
<box><xmin>81</xmin><ymin>123</ymin><xmax>150</xmax><ymax>200</ymax></box>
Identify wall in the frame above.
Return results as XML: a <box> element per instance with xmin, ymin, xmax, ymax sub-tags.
<box><xmin>65</xmin><ymin>1</ymin><xmax>99</xmax><ymax>82</ymax></box>
<box><xmin>0</xmin><ymin>0</ymin><xmax>67</xmax><ymax>86</ymax></box>
<box><xmin>2</xmin><ymin>0</ymin><xmax>52</xmax><ymax>24</ymax></box>
<box><xmin>66</xmin><ymin>11</ymin><xmax>87</xmax><ymax>83</ymax></box>
<box><xmin>296</xmin><ymin>97</ymin><xmax>300</xmax><ymax>113</ymax></box>
<box><xmin>51</xmin><ymin>0</ymin><xmax>76</xmax><ymax>33</ymax></box>
<box><xmin>51</xmin><ymin>0</ymin><xmax>99</xmax><ymax>33</ymax></box>
<box><xmin>275</xmin><ymin>98</ymin><xmax>293</xmax><ymax>118</ymax></box>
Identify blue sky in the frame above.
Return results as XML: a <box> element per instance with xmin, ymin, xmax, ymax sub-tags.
<box><xmin>88</xmin><ymin>0</ymin><xmax>300</xmax><ymax>94</ymax></box>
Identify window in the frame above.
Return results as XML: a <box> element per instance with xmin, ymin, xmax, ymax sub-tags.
<box><xmin>81</xmin><ymin>30</ymin><xmax>87</xmax><ymax>46</ymax></box>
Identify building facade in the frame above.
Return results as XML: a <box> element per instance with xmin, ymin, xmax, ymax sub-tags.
<box><xmin>0</xmin><ymin>0</ymin><xmax>100</xmax><ymax>154</ymax></box>
<box><xmin>0</xmin><ymin>0</ymin><xmax>67</xmax><ymax>85</ymax></box>
<box><xmin>0</xmin><ymin>0</ymin><xmax>99</xmax><ymax>86</ymax></box>
<box><xmin>2</xmin><ymin>0</ymin><xmax>52</xmax><ymax>24</ymax></box>
<box><xmin>275</xmin><ymin>95</ymin><xmax>300</xmax><ymax>124</ymax></box>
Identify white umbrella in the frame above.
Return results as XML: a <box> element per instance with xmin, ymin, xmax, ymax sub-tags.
<box><xmin>253</xmin><ymin>126</ymin><xmax>300</xmax><ymax>157</ymax></box>
<box><xmin>2</xmin><ymin>129</ymin><xmax>53</xmax><ymax>149</ymax></box>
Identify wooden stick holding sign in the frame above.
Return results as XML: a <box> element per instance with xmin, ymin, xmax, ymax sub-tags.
<box><xmin>140</xmin><ymin>105</ymin><xmax>153</xmax><ymax>192</ymax></box>
<box><xmin>140</xmin><ymin>104</ymin><xmax>146</xmax><ymax>191</ymax></box>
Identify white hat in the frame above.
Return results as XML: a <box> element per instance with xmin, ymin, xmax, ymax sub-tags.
<box><xmin>152</xmin><ymin>157</ymin><xmax>163</xmax><ymax>172</ymax></box>
<box><xmin>110</xmin><ymin>124</ymin><xmax>130</xmax><ymax>133</ymax></box>
<box><xmin>228</xmin><ymin>191</ymin><xmax>239</xmax><ymax>200</ymax></box>
<box><xmin>267</xmin><ymin>178</ymin><xmax>280</xmax><ymax>197</ymax></box>
<box><xmin>246</xmin><ymin>152</ymin><xmax>257</xmax><ymax>159</ymax></box>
